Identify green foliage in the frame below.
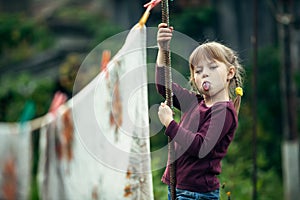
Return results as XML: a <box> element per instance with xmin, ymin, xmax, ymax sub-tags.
<box><xmin>247</xmin><ymin>46</ymin><xmax>282</xmax><ymax>175</ymax></box>
<box><xmin>51</xmin><ymin>5</ymin><xmax>122</xmax><ymax>46</ymax></box>
<box><xmin>294</xmin><ymin>71</ymin><xmax>300</xmax><ymax>133</ymax></box>
<box><xmin>0</xmin><ymin>14</ymin><xmax>35</xmax><ymax>49</ymax></box>
<box><xmin>93</xmin><ymin>22</ymin><xmax>123</xmax><ymax>45</ymax></box>
<box><xmin>172</xmin><ymin>6</ymin><xmax>216</xmax><ymax>41</ymax></box>
<box><xmin>152</xmin><ymin>157</ymin><xmax>168</xmax><ymax>200</ymax></box>
<box><xmin>30</xmin><ymin>176</ymin><xmax>40</xmax><ymax>200</ymax></box>
<box><xmin>218</xmin><ymin>46</ymin><xmax>283</xmax><ymax>199</ymax></box>
<box><xmin>0</xmin><ymin>73</ymin><xmax>55</xmax><ymax>122</ymax></box>
<box><xmin>219</xmin><ymin>135</ymin><xmax>283</xmax><ymax>200</ymax></box>
<box><xmin>0</xmin><ymin>14</ymin><xmax>54</xmax><ymax>66</ymax></box>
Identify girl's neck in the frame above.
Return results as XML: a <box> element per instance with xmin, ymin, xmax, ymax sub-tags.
<box><xmin>203</xmin><ymin>90</ymin><xmax>229</xmax><ymax>107</ymax></box>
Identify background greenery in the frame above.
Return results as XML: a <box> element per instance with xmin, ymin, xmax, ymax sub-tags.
<box><xmin>0</xmin><ymin>2</ymin><xmax>299</xmax><ymax>199</ymax></box>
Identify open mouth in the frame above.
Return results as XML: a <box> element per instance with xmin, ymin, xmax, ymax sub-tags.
<box><xmin>202</xmin><ymin>81</ymin><xmax>210</xmax><ymax>91</ymax></box>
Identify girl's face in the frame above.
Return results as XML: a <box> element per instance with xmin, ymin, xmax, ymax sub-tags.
<box><xmin>194</xmin><ymin>59</ymin><xmax>235</xmax><ymax>99</ymax></box>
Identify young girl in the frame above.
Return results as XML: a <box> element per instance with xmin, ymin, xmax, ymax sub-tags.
<box><xmin>156</xmin><ymin>23</ymin><xmax>244</xmax><ymax>200</ymax></box>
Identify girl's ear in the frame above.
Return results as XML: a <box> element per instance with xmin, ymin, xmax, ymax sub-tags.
<box><xmin>227</xmin><ymin>66</ymin><xmax>236</xmax><ymax>80</ymax></box>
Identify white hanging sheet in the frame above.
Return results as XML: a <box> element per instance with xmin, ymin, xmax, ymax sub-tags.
<box><xmin>38</xmin><ymin>25</ymin><xmax>154</xmax><ymax>200</ymax></box>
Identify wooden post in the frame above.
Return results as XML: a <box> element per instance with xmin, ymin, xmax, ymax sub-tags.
<box><xmin>278</xmin><ymin>0</ymin><xmax>299</xmax><ymax>199</ymax></box>
<box><xmin>251</xmin><ymin>0</ymin><xmax>258</xmax><ymax>199</ymax></box>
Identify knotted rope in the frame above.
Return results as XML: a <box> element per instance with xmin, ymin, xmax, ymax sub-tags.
<box><xmin>161</xmin><ymin>1</ymin><xmax>176</xmax><ymax>199</ymax></box>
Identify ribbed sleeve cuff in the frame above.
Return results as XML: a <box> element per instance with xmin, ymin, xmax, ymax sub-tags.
<box><xmin>165</xmin><ymin>120</ymin><xmax>179</xmax><ymax>139</ymax></box>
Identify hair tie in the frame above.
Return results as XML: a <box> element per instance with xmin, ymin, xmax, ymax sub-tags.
<box><xmin>235</xmin><ymin>87</ymin><xmax>243</xmax><ymax>96</ymax></box>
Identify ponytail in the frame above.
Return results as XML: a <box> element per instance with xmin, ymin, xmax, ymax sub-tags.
<box><xmin>233</xmin><ymin>76</ymin><xmax>243</xmax><ymax>115</ymax></box>
<box><xmin>234</xmin><ymin>87</ymin><xmax>243</xmax><ymax>115</ymax></box>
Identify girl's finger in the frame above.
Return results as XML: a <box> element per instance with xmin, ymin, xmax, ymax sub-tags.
<box><xmin>158</xmin><ymin>23</ymin><xmax>168</xmax><ymax>28</ymax></box>
<box><xmin>158</xmin><ymin>29</ymin><xmax>172</xmax><ymax>35</ymax></box>
<box><xmin>158</xmin><ymin>32</ymin><xmax>173</xmax><ymax>36</ymax></box>
<box><xmin>158</xmin><ymin>23</ymin><xmax>174</xmax><ymax>32</ymax></box>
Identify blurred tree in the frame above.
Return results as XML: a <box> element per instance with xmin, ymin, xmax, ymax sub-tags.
<box><xmin>276</xmin><ymin>0</ymin><xmax>299</xmax><ymax>199</ymax></box>
<box><xmin>58</xmin><ymin>53</ymin><xmax>82</xmax><ymax>97</ymax></box>
<box><xmin>0</xmin><ymin>73</ymin><xmax>55</xmax><ymax>122</ymax></box>
<box><xmin>106</xmin><ymin>0</ymin><xmax>147</xmax><ymax>28</ymax></box>
<box><xmin>0</xmin><ymin>14</ymin><xmax>54</xmax><ymax>67</ymax></box>
<box><xmin>172</xmin><ymin>6</ymin><xmax>216</xmax><ymax>42</ymax></box>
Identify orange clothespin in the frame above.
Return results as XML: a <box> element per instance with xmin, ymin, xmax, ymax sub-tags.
<box><xmin>100</xmin><ymin>50</ymin><xmax>111</xmax><ymax>79</ymax></box>
<box><xmin>138</xmin><ymin>0</ymin><xmax>162</xmax><ymax>26</ymax></box>
<box><xmin>49</xmin><ymin>91</ymin><xmax>67</xmax><ymax>115</ymax></box>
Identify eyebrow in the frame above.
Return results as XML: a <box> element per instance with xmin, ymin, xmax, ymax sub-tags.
<box><xmin>196</xmin><ymin>61</ymin><xmax>216</xmax><ymax>68</ymax></box>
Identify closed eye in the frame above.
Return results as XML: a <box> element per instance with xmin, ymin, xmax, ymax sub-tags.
<box><xmin>209</xmin><ymin>65</ymin><xmax>218</xmax><ymax>69</ymax></box>
<box><xmin>195</xmin><ymin>66</ymin><xmax>203</xmax><ymax>74</ymax></box>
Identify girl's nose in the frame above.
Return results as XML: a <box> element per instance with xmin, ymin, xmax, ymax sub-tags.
<box><xmin>202</xmin><ymin>67</ymin><xmax>209</xmax><ymax>78</ymax></box>
<box><xmin>202</xmin><ymin>73</ymin><xmax>208</xmax><ymax>78</ymax></box>
<box><xmin>202</xmin><ymin>69</ymin><xmax>209</xmax><ymax>78</ymax></box>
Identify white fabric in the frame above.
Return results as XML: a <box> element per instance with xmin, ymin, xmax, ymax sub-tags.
<box><xmin>0</xmin><ymin>123</ymin><xmax>31</xmax><ymax>200</ymax></box>
<box><xmin>38</xmin><ymin>25</ymin><xmax>154</xmax><ymax>200</ymax></box>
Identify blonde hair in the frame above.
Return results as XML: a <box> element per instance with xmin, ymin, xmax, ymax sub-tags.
<box><xmin>189</xmin><ymin>41</ymin><xmax>245</xmax><ymax>115</ymax></box>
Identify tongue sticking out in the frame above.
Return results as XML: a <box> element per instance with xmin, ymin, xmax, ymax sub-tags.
<box><xmin>202</xmin><ymin>82</ymin><xmax>210</xmax><ymax>91</ymax></box>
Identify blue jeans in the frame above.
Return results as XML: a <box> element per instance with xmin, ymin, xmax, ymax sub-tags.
<box><xmin>168</xmin><ymin>186</ymin><xmax>220</xmax><ymax>200</ymax></box>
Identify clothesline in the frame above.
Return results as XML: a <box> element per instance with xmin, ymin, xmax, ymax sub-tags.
<box><xmin>0</xmin><ymin>101</ymin><xmax>71</xmax><ymax>134</ymax></box>
<box><xmin>0</xmin><ymin>0</ymin><xmax>162</xmax><ymax>134</ymax></box>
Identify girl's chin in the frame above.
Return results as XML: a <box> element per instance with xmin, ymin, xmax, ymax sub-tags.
<box><xmin>200</xmin><ymin>90</ymin><xmax>217</xmax><ymax>98</ymax></box>
<box><xmin>200</xmin><ymin>88</ymin><xmax>211</xmax><ymax>94</ymax></box>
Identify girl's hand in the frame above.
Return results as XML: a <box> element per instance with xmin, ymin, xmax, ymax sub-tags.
<box><xmin>157</xmin><ymin>23</ymin><xmax>173</xmax><ymax>50</ymax></box>
<box><xmin>158</xmin><ymin>102</ymin><xmax>173</xmax><ymax>127</ymax></box>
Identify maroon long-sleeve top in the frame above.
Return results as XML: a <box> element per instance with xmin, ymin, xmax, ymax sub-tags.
<box><xmin>156</xmin><ymin>66</ymin><xmax>238</xmax><ymax>193</ymax></box>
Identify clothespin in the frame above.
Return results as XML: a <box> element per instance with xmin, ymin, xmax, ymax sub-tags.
<box><xmin>19</xmin><ymin>101</ymin><xmax>36</xmax><ymax>124</ymax></box>
<box><xmin>138</xmin><ymin>0</ymin><xmax>162</xmax><ymax>27</ymax></box>
<box><xmin>19</xmin><ymin>100</ymin><xmax>36</xmax><ymax>133</ymax></box>
<box><xmin>49</xmin><ymin>91</ymin><xmax>67</xmax><ymax>116</ymax></box>
<box><xmin>100</xmin><ymin>50</ymin><xmax>111</xmax><ymax>79</ymax></box>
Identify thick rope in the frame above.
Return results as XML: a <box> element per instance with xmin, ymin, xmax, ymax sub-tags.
<box><xmin>161</xmin><ymin>1</ymin><xmax>176</xmax><ymax>200</ymax></box>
